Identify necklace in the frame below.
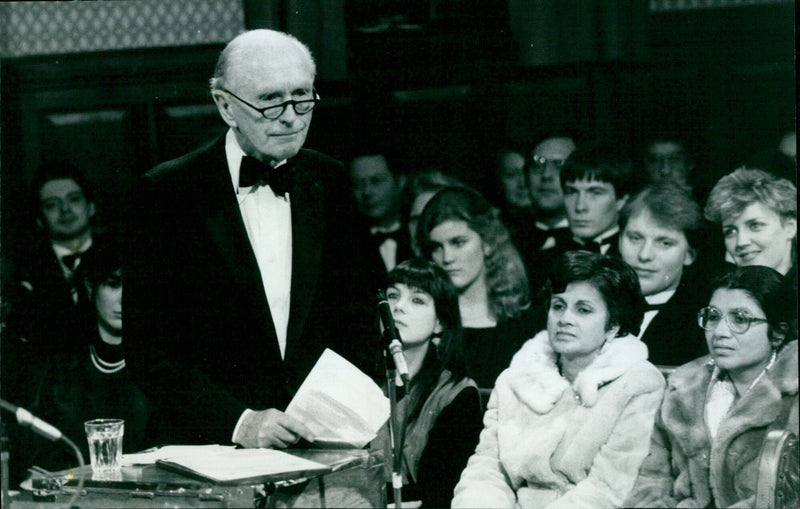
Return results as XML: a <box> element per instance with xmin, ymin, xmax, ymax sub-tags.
<box><xmin>89</xmin><ymin>344</ymin><xmax>126</xmax><ymax>374</ymax></box>
<box><xmin>741</xmin><ymin>349</ymin><xmax>778</xmax><ymax>397</ymax></box>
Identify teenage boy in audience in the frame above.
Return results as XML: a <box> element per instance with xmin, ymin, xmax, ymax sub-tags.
<box><xmin>1</xmin><ymin>161</ymin><xmax>108</xmax><ymax>485</ymax></box>
<box><xmin>3</xmin><ymin>161</ymin><xmax>107</xmax><ymax>350</ymax></box>
<box><xmin>559</xmin><ymin>141</ymin><xmax>634</xmax><ymax>256</ymax></box>
<box><xmin>618</xmin><ymin>181</ymin><xmax>710</xmax><ymax>366</ymax></box>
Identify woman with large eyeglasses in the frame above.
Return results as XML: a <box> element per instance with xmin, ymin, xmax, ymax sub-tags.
<box><xmin>628</xmin><ymin>265</ymin><xmax>798</xmax><ymax>508</ymax></box>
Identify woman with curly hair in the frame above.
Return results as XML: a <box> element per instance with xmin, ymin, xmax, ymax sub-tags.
<box><xmin>705</xmin><ymin>167</ymin><xmax>796</xmax><ymax>277</ymax></box>
<box><xmin>416</xmin><ymin>185</ymin><xmax>541</xmax><ymax>388</ymax></box>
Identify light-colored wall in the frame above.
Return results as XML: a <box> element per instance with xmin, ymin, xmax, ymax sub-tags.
<box><xmin>0</xmin><ymin>0</ymin><xmax>245</xmax><ymax>58</ymax></box>
<box><xmin>650</xmin><ymin>0</ymin><xmax>791</xmax><ymax>11</ymax></box>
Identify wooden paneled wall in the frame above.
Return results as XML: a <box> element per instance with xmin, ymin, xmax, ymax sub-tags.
<box><xmin>1</xmin><ymin>3</ymin><xmax>794</xmax><ymax>267</ymax></box>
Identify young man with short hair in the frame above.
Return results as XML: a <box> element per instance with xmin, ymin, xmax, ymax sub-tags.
<box><xmin>559</xmin><ymin>141</ymin><xmax>634</xmax><ymax>256</ymax></box>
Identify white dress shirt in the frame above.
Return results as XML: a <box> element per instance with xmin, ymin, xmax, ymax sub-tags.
<box><xmin>370</xmin><ymin>221</ymin><xmax>402</xmax><ymax>271</ymax></box>
<box><xmin>52</xmin><ymin>238</ymin><xmax>93</xmax><ymax>303</ymax></box>
<box><xmin>571</xmin><ymin>225</ymin><xmax>619</xmax><ymax>255</ymax></box>
<box><xmin>224</xmin><ymin>129</ymin><xmax>292</xmax><ymax>359</ymax></box>
<box><xmin>536</xmin><ymin>217</ymin><xmax>569</xmax><ymax>250</ymax></box>
<box><xmin>637</xmin><ymin>288</ymin><xmax>677</xmax><ymax>341</ymax></box>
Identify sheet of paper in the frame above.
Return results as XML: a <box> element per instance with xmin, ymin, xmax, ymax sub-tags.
<box><xmin>159</xmin><ymin>448</ymin><xmax>328</xmax><ymax>482</ymax></box>
<box><xmin>122</xmin><ymin>444</ymin><xmax>234</xmax><ymax>465</ymax></box>
<box><xmin>285</xmin><ymin>348</ymin><xmax>389</xmax><ymax>448</ymax></box>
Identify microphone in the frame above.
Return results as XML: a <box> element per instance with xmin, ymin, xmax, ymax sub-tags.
<box><xmin>376</xmin><ymin>290</ymin><xmax>410</xmax><ymax>386</ymax></box>
<box><xmin>0</xmin><ymin>399</ymin><xmax>62</xmax><ymax>441</ymax></box>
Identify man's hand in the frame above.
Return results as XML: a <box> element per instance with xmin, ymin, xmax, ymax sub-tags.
<box><xmin>234</xmin><ymin>408</ymin><xmax>315</xmax><ymax>449</ymax></box>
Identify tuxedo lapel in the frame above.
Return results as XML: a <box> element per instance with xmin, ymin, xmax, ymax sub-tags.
<box><xmin>200</xmin><ymin>140</ymin><xmax>278</xmax><ymax>341</ymax></box>
<box><xmin>285</xmin><ymin>154</ymin><xmax>325</xmax><ymax>352</ymax></box>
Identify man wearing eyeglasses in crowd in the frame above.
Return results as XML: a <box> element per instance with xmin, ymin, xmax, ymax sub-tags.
<box><xmin>526</xmin><ymin>134</ymin><xmax>576</xmax><ymax>251</ymax></box>
<box><xmin>518</xmin><ymin>134</ymin><xmax>576</xmax><ymax>299</ymax></box>
<box><xmin>124</xmin><ymin>29</ymin><xmax>381</xmax><ymax>450</ymax></box>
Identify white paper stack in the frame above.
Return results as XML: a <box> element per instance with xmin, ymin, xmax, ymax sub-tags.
<box><xmin>286</xmin><ymin>348</ymin><xmax>390</xmax><ymax>448</ymax></box>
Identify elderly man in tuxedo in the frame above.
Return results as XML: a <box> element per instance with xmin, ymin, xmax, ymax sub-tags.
<box><xmin>124</xmin><ymin>29</ymin><xmax>381</xmax><ymax>449</ymax></box>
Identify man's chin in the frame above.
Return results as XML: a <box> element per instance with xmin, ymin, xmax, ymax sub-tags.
<box><xmin>50</xmin><ymin>227</ymin><xmax>91</xmax><ymax>241</ymax></box>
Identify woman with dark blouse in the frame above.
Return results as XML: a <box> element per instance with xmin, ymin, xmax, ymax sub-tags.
<box><xmin>377</xmin><ymin>258</ymin><xmax>483</xmax><ymax>507</ymax></box>
<box><xmin>20</xmin><ymin>243</ymin><xmax>151</xmax><ymax>475</ymax></box>
<box><xmin>416</xmin><ymin>186</ymin><xmax>541</xmax><ymax>389</ymax></box>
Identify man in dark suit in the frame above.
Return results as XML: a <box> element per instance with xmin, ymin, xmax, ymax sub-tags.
<box><xmin>517</xmin><ymin>134</ymin><xmax>576</xmax><ymax>296</ymax></box>
<box><xmin>349</xmin><ymin>148</ymin><xmax>412</xmax><ymax>276</ymax></box>
<box><xmin>618</xmin><ymin>180</ymin><xmax>711</xmax><ymax>366</ymax></box>
<box><xmin>2</xmin><ymin>161</ymin><xmax>102</xmax><ymax>351</ymax></box>
<box><xmin>1</xmin><ymin>161</ymin><xmax>106</xmax><ymax>485</ymax></box>
<box><xmin>124</xmin><ymin>29</ymin><xmax>381</xmax><ymax>449</ymax></box>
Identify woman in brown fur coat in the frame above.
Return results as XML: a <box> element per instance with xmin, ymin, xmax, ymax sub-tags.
<box><xmin>628</xmin><ymin>265</ymin><xmax>798</xmax><ymax>508</ymax></box>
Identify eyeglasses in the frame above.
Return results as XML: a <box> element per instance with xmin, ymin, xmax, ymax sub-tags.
<box><xmin>221</xmin><ymin>89</ymin><xmax>320</xmax><ymax>120</ymax></box>
<box><xmin>697</xmin><ymin>306</ymin><xmax>769</xmax><ymax>334</ymax></box>
<box><xmin>527</xmin><ymin>154</ymin><xmax>566</xmax><ymax>173</ymax></box>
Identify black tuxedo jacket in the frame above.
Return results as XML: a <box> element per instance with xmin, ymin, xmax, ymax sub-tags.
<box><xmin>362</xmin><ymin>221</ymin><xmax>414</xmax><ymax>282</ymax></box>
<box><xmin>639</xmin><ymin>267</ymin><xmax>712</xmax><ymax>367</ymax></box>
<box><xmin>124</xmin><ymin>137</ymin><xmax>382</xmax><ymax>445</ymax></box>
<box><xmin>2</xmin><ymin>236</ymin><xmax>93</xmax><ymax>349</ymax></box>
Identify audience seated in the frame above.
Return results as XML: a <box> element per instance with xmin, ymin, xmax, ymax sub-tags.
<box><xmin>416</xmin><ymin>186</ymin><xmax>542</xmax><ymax>389</ymax></box>
<box><xmin>349</xmin><ymin>147</ymin><xmax>412</xmax><ymax>274</ymax></box>
<box><xmin>518</xmin><ymin>133</ymin><xmax>577</xmax><ymax>296</ymax></box>
<box><xmin>558</xmin><ymin>141</ymin><xmax>635</xmax><ymax>256</ymax></box>
<box><xmin>402</xmin><ymin>169</ymin><xmax>464</xmax><ymax>256</ymax></box>
<box><xmin>1</xmin><ymin>161</ymin><xmax>118</xmax><ymax>486</ymax></box>
<box><xmin>11</xmin><ymin>241</ymin><xmax>151</xmax><ymax>481</ymax></box>
<box><xmin>2</xmin><ymin>161</ymin><xmax>111</xmax><ymax>352</ymax></box>
<box><xmin>491</xmin><ymin>145</ymin><xmax>535</xmax><ymax>245</ymax></box>
<box><xmin>526</xmin><ymin>134</ymin><xmax>577</xmax><ymax>247</ymax></box>
<box><xmin>618</xmin><ymin>181</ymin><xmax>711</xmax><ymax>366</ymax></box>
<box><xmin>374</xmin><ymin>258</ymin><xmax>482</xmax><ymax>508</ymax></box>
<box><xmin>704</xmin><ymin>168</ymin><xmax>797</xmax><ymax>282</ymax></box>
<box><xmin>628</xmin><ymin>265</ymin><xmax>798</xmax><ymax>508</ymax></box>
<box><xmin>641</xmin><ymin>135</ymin><xmax>696</xmax><ymax>190</ymax></box>
<box><xmin>453</xmin><ymin>251</ymin><xmax>664</xmax><ymax>508</ymax></box>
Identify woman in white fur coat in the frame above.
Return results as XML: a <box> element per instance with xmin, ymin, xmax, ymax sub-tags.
<box><xmin>452</xmin><ymin>251</ymin><xmax>666</xmax><ymax>508</ymax></box>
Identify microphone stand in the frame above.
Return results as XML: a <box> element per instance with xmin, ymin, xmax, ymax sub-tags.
<box><xmin>382</xmin><ymin>328</ymin><xmax>406</xmax><ymax>508</ymax></box>
<box><xmin>1</xmin><ymin>423</ymin><xmax>10</xmax><ymax>509</ymax></box>
<box><xmin>0</xmin><ymin>399</ymin><xmax>85</xmax><ymax>509</ymax></box>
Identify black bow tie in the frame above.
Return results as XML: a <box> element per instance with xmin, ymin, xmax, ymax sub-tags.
<box><xmin>646</xmin><ymin>302</ymin><xmax>668</xmax><ymax>312</ymax></box>
<box><xmin>578</xmin><ymin>240</ymin><xmax>605</xmax><ymax>253</ymax></box>
<box><xmin>61</xmin><ymin>252</ymin><xmax>83</xmax><ymax>271</ymax></box>
<box><xmin>372</xmin><ymin>229</ymin><xmax>401</xmax><ymax>245</ymax></box>
<box><xmin>239</xmin><ymin>156</ymin><xmax>293</xmax><ymax>197</ymax></box>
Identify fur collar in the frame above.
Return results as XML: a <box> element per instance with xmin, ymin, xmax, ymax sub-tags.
<box><xmin>499</xmin><ymin>330</ymin><xmax>649</xmax><ymax>413</ymax></box>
